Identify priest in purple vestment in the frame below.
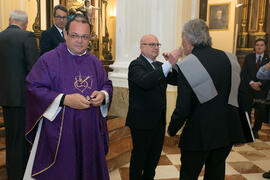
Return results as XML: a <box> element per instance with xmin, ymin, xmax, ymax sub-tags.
<box><xmin>23</xmin><ymin>14</ymin><xmax>113</xmax><ymax>180</ymax></box>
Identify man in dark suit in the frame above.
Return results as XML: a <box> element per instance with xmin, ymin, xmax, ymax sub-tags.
<box><xmin>0</xmin><ymin>10</ymin><xmax>39</xmax><ymax>180</ymax></box>
<box><xmin>40</xmin><ymin>4</ymin><xmax>68</xmax><ymax>55</ymax></box>
<box><xmin>167</xmin><ymin>19</ymin><xmax>245</xmax><ymax>180</ymax></box>
<box><xmin>240</xmin><ymin>38</ymin><xmax>270</xmax><ymax>138</ymax></box>
<box><xmin>126</xmin><ymin>34</ymin><xmax>178</xmax><ymax>180</ymax></box>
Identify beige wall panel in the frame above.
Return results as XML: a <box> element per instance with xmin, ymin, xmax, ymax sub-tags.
<box><xmin>40</xmin><ymin>0</ymin><xmax>47</xmax><ymax>30</ymax></box>
<box><xmin>0</xmin><ymin>1</ymin><xmax>12</xmax><ymax>31</ymax></box>
<box><xmin>0</xmin><ymin>0</ymin><xmax>3</xmax><ymax>30</ymax></box>
<box><xmin>11</xmin><ymin>0</ymin><xmax>20</xmax><ymax>10</ymax></box>
<box><xmin>0</xmin><ymin>0</ymin><xmax>37</xmax><ymax>32</ymax></box>
<box><xmin>24</xmin><ymin>0</ymin><xmax>37</xmax><ymax>31</ymax></box>
<box><xmin>166</xmin><ymin>89</ymin><xmax>177</xmax><ymax>135</ymax></box>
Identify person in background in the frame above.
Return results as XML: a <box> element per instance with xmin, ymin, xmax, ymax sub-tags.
<box><xmin>166</xmin><ymin>19</ymin><xmax>245</xmax><ymax>180</ymax></box>
<box><xmin>126</xmin><ymin>34</ymin><xmax>178</xmax><ymax>180</ymax></box>
<box><xmin>256</xmin><ymin>62</ymin><xmax>270</xmax><ymax>179</ymax></box>
<box><xmin>240</xmin><ymin>38</ymin><xmax>270</xmax><ymax>138</ymax></box>
<box><xmin>0</xmin><ymin>10</ymin><xmax>39</xmax><ymax>180</ymax></box>
<box><xmin>257</xmin><ymin>61</ymin><xmax>270</xmax><ymax>80</ymax></box>
<box><xmin>23</xmin><ymin>14</ymin><xmax>112</xmax><ymax>180</ymax></box>
<box><xmin>39</xmin><ymin>4</ymin><xmax>68</xmax><ymax>55</ymax></box>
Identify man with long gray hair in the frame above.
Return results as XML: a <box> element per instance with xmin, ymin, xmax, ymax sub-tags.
<box><xmin>0</xmin><ymin>10</ymin><xmax>39</xmax><ymax>180</ymax></box>
<box><xmin>164</xmin><ymin>19</ymin><xmax>245</xmax><ymax>179</ymax></box>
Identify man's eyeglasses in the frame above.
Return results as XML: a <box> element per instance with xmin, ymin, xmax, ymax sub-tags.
<box><xmin>141</xmin><ymin>43</ymin><xmax>162</xmax><ymax>48</ymax></box>
<box><xmin>68</xmin><ymin>33</ymin><xmax>91</xmax><ymax>41</ymax></box>
<box><xmin>54</xmin><ymin>15</ymin><xmax>68</xmax><ymax>20</ymax></box>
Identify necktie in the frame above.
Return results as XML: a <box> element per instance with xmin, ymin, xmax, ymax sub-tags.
<box><xmin>257</xmin><ymin>56</ymin><xmax>261</xmax><ymax>70</ymax></box>
<box><xmin>152</xmin><ymin>61</ymin><xmax>166</xmax><ymax>108</ymax></box>
<box><xmin>61</xmin><ymin>31</ymin><xmax>64</xmax><ymax>38</ymax></box>
<box><xmin>152</xmin><ymin>61</ymin><xmax>159</xmax><ymax>69</ymax></box>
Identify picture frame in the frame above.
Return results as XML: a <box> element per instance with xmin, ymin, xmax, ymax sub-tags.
<box><xmin>208</xmin><ymin>3</ymin><xmax>230</xmax><ymax>30</ymax></box>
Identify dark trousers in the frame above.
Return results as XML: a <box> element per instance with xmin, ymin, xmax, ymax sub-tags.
<box><xmin>252</xmin><ymin>103</ymin><xmax>268</xmax><ymax>132</ymax></box>
<box><xmin>129</xmin><ymin>112</ymin><xmax>165</xmax><ymax>180</ymax></box>
<box><xmin>3</xmin><ymin>106</ymin><xmax>29</xmax><ymax>180</ymax></box>
<box><xmin>180</xmin><ymin>146</ymin><xmax>232</xmax><ymax>180</ymax></box>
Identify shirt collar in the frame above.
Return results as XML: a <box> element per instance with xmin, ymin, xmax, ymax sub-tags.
<box><xmin>10</xmin><ymin>24</ymin><xmax>22</xmax><ymax>29</ymax></box>
<box><xmin>142</xmin><ymin>54</ymin><xmax>155</xmax><ymax>64</ymax></box>
<box><xmin>67</xmin><ymin>47</ymin><xmax>87</xmax><ymax>56</ymax></box>
<box><xmin>256</xmin><ymin>53</ymin><xmax>264</xmax><ymax>60</ymax></box>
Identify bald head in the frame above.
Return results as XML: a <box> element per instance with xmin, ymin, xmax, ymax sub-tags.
<box><xmin>140</xmin><ymin>34</ymin><xmax>158</xmax><ymax>45</ymax></box>
<box><xmin>140</xmin><ymin>34</ymin><xmax>160</xmax><ymax>61</ymax></box>
<box><xmin>9</xmin><ymin>10</ymin><xmax>28</xmax><ymax>30</ymax></box>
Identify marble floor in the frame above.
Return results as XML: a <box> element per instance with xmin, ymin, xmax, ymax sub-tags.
<box><xmin>109</xmin><ymin>123</ymin><xmax>270</xmax><ymax>180</ymax></box>
<box><xmin>0</xmin><ymin>123</ymin><xmax>270</xmax><ymax>180</ymax></box>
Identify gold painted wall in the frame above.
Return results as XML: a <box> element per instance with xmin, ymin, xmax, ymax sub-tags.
<box><xmin>106</xmin><ymin>0</ymin><xmax>116</xmax><ymax>60</ymax></box>
<box><xmin>0</xmin><ymin>0</ymin><xmax>37</xmax><ymax>32</ymax></box>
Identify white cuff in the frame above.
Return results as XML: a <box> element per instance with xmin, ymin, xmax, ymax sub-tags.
<box><xmin>100</xmin><ymin>90</ymin><xmax>109</xmax><ymax>117</ymax></box>
<box><xmin>162</xmin><ymin>61</ymin><xmax>172</xmax><ymax>77</ymax></box>
<box><xmin>43</xmin><ymin>94</ymin><xmax>63</xmax><ymax>122</ymax></box>
<box><xmin>101</xmin><ymin>90</ymin><xmax>109</xmax><ymax>104</ymax></box>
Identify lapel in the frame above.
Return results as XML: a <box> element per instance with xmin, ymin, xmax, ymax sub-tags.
<box><xmin>262</xmin><ymin>53</ymin><xmax>269</xmax><ymax>64</ymax></box>
<box><xmin>252</xmin><ymin>53</ymin><xmax>257</xmax><ymax>65</ymax></box>
<box><xmin>249</xmin><ymin>53</ymin><xmax>257</xmax><ymax>71</ymax></box>
<box><xmin>52</xmin><ymin>25</ymin><xmax>64</xmax><ymax>42</ymax></box>
<box><xmin>139</xmin><ymin>54</ymin><xmax>167</xmax><ymax>91</ymax></box>
<box><xmin>139</xmin><ymin>54</ymin><xmax>155</xmax><ymax>71</ymax></box>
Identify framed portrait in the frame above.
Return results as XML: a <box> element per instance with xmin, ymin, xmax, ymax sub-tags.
<box><xmin>208</xmin><ymin>3</ymin><xmax>230</xmax><ymax>30</ymax></box>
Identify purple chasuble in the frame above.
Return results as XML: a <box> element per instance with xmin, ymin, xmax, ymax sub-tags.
<box><xmin>25</xmin><ymin>43</ymin><xmax>113</xmax><ymax>179</ymax></box>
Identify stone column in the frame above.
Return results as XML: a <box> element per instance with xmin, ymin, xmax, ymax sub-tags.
<box><xmin>108</xmin><ymin>0</ymin><xmax>198</xmax><ymax>120</ymax></box>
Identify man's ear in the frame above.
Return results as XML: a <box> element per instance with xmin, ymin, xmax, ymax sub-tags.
<box><xmin>22</xmin><ymin>22</ymin><xmax>28</xmax><ymax>30</ymax></box>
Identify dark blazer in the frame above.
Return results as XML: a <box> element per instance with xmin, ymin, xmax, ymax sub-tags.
<box><xmin>240</xmin><ymin>53</ymin><xmax>270</xmax><ymax>101</ymax></box>
<box><xmin>126</xmin><ymin>54</ymin><xmax>177</xmax><ymax>130</ymax></box>
<box><xmin>40</xmin><ymin>25</ymin><xmax>65</xmax><ymax>55</ymax></box>
<box><xmin>0</xmin><ymin>25</ymin><xmax>39</xmax><ymax>107</ymax></box>
<box><xmin>168</xmin><ymin>47</ymin><xmax>244</xmax><ymax>151</ymax></box>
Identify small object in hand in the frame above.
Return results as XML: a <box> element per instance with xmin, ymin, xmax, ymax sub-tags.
<box><xmin>86</xmin><ymin>95</ymin><xmax>95</xmax><ymax>101</ymax></box>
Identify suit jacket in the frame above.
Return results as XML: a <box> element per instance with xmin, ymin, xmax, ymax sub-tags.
<box><xmin>40</xmin><ymin>25</ymin><xmax>65</xmax><ymax>55</ymax></box>
<box><xmin>126</xmin><ymin>54</ymin><xmax>177</xmax><ymax>130</ymax></box>
<box><xmin>240</xmin><ymin>53</ymin><xmax>270</xmax><ymax>101</ymax></box>
<box><xmin>257</xmin><ymin>64</ymin><xmax>270</xmax><ymax>80</ymax></box>
<box><xmin>0</xmin><ymin>25</ymin><xmax>39</xmax><ymax>107</ymax></box>
<box><xmin>168</xmin><ymin>46</ymin><xmax>244</xmax><ymax>151</ymax></box>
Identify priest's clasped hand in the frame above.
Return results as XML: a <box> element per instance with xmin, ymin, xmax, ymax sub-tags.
<box><xmin>64</xmin><ymin>93</ymin><xmax>91</xmax><ymax>109</ymax></box>
<box><xmin>88</xmin><ymin>90</ymin><xmax>105</xmax><ymax>107</ymax></box>
<box><xmin>64</xmin><ymin>91</ymin><xmax>105</xmax><ymax>109</ymax></box>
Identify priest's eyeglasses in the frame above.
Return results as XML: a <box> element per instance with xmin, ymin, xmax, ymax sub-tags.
<box><xmin>68</xmin><ymin>33</ymin><xmax>91</xmax><ymax>41</ymax></box>
<box><xmin>141</xmin><ymin>43</ymin><xmax>162</xmax><ymax>48</ymax></box>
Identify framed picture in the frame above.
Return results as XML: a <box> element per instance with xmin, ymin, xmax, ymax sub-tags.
<box><xmin>208</xmin><ymin>3</ymin><xmax>230</xmax><ymax>30</ymax></box>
